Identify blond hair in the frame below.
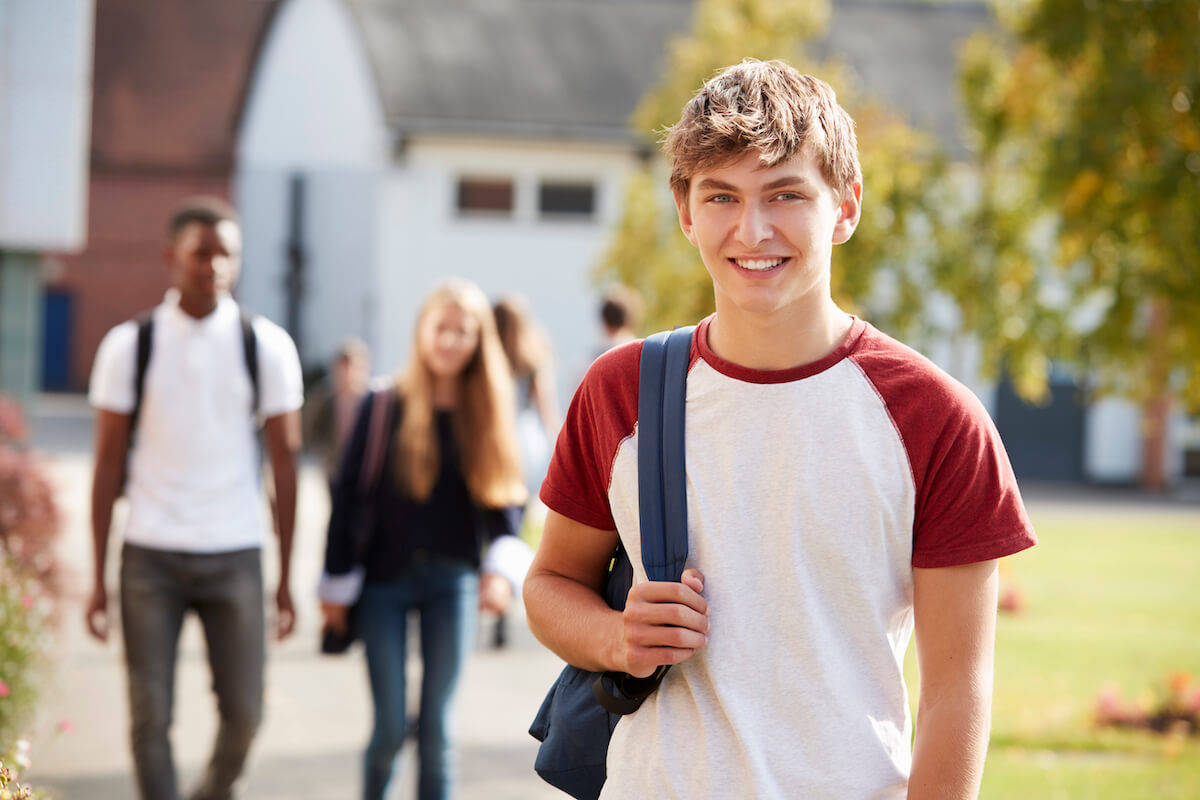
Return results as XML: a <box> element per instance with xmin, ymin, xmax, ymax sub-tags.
<box><xmin>394</xmin><ymin>279</ymin><xmax>527</xmax><ymax>508</ymax></box>
<box><xmin>664</xmin><ymin>59</ymin><xmax>861</xmax><ymax>202</ymax></box>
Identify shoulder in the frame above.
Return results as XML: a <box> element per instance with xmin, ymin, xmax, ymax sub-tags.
<box><xmin>245</xmin><ymin>311</ymin><xmax>300</xmax><ymax>363</ymax></box>
<box><xmin>848</xmin><ymin>323</ymin><xmax>985</xmax><ymax>421</ymax></box>
<box><xmin>581</xmin><ymin>337</ymin><xmax>642</xmax><ymax>391</ymax></box>
<box><xmin>93</xmin><ymin>319</ymin><xmax>141</xmax><ymax>370</ymax></box>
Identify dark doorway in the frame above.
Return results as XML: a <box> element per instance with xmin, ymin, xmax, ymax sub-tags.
<box><xmin>994</xmin><ymin>369</ymin><xmax>1087</xmax><ymax>482</ymax></box>
<box><xmin>42</xmin><ymin>289</ymin><xmax>74</xmax><ymax>391</ymax></box>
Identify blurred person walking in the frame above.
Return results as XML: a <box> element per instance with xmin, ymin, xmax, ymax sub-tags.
<box><xmin>491</xmin><ymin>295</ymin><xmax>561</xmax><ymax>647</ymax></box>
<box><xmin>85</xmin><ymin>196</ymin><xmax>304</xmax><ymax>800</ymax></box>
<box><xmin>595</xmin><ymin>283</ymin><xmax>642</xmax><ymax>356</ymax></box>
<box><xmin>319</xmin><ymin>279</ymin><xmax>530</xmax><ymax>800</ymax></box>
<box><xmin>492</xmin><ymin>295</ymin><xmax>561</xmax><ymax>500</ymax></box>
<box><xmin>305</xmin><ymin>337</ymin><xmax>371</xmax><ymax>485</ymax></box>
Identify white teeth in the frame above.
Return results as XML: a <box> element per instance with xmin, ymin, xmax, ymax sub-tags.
<box><xmin>735</xmin><ymin>258</ymin><xmax>784</xmax><ymax>271</ymax></box>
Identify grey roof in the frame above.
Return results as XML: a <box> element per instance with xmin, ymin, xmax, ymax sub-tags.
<box><xmin>819</xmin><ymin>1</ymin><xmax>990</xmax><ymax>151</ymax></box>
<box><xmin>345</xmin><ymin>0</ymin><xmax>693</xmax><ymax>142</ymax></box>
<box><xmin>344</xmin><ymin>0</ymin><xmax>988</xmax><ymax>148</ymax></box>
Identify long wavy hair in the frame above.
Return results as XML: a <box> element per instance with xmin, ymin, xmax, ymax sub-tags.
<box><xmin>393</xmin><ymin>279</ymin><xmax>527</xmax><ymax>508</ymax></box>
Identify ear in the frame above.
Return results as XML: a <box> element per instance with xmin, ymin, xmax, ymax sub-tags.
<box><xmin>832</xmin><ymin>181</ymin><xmax>863</xmax><ymax>245</ymax></box>
<box><xmin>673</xmin><ymin>188</ymin><xmax>698</xmax><ymax>247</ymax></box>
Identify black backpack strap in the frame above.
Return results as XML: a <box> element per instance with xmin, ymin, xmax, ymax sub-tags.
<box><xmin>131</xmin><ymin>313</ymin><xmax>155</xmax><ymax>433</ymax></box>
<box><xmin>593</xmin><ymin>325</ymin><xmax>695</xmax><ymax>716</ymax></box>
<box><xmin>240</xmin><ymin>309</ymin><xmax>260</xmax><ymax>415</ymax></box>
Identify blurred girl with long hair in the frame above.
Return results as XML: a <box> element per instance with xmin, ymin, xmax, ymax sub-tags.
<box><xmin>319</xmin><ymin>278</ymin><xmax>527</xmax><ymax>800</ymax></box>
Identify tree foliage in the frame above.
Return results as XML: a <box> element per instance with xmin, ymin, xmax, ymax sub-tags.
<box><xmin>959</xmin><ymin>0</ymin><xmax>1200</xmax><ymax>411</ymax></box>
<box><xmin>596</xmin><ymin>0</ymin><xmax>956</xmax><ymax>349</ymax></box>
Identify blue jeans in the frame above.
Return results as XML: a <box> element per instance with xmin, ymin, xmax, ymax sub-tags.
<box><xmin>359</xmin><ymin>559</ymin><xmax>479</xmax><ymax>800</ymax></box>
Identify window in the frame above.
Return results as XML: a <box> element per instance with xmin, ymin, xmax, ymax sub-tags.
<box><xmin>457</xmin><ymin>177</ymin><xmax>514</xmax><ymax>215</ymax></box>
<box><xmin>538</xmin><ymin>181</ymin><xmax>596</xmax><ymax>218</ymax></box>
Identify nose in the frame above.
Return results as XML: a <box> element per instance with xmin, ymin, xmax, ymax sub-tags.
<box><xmin>734</xmin><ymin>202</ymin><xmax>772</xmax><ymax>248</ymax></box>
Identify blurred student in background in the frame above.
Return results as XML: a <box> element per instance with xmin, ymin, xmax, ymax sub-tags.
<box><xmin>492</xmin><ymin>294</ymin><xmax>561</xmax><ymax>497</ymax></box>
<box><xmin>596</xmin><ymin>283</ymin><xmax>642</xmax><ymax>357</ymax></box>
<box><xmin>491</xmin><ymin>294</ymin><xmax>561</xmax><ymax>647</ymax></box>
<box><xmin>306</xmin><ymin>337</ymin><xmax>371</xmax><ymax>485</ymax></box>
<box><xmin>319</xmin><ymin>278</ymin><xmax>529</xmax><ymax>800</ymax></box>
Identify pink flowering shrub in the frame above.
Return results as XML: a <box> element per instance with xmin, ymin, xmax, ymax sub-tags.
<box><xmin>0</xmin><ymin>395</ymin><xmax>62</xmax><ymax>755</ymax></box>
<box><xmin>1095</xmin><ymin>672</ymin><xmax>1200</xmax><ymax>735</ymax></box>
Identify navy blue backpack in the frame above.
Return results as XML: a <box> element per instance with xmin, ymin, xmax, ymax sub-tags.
<box><xmin>529</xmin><ymin>325</ymin><xmax>694</xmax><ymax>800</ymax></box>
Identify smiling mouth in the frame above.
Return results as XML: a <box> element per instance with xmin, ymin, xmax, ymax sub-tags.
<box><xmin>732</xmin><ymin>257</ymin><xmax>787</xmax><ymax>272</ymax></box>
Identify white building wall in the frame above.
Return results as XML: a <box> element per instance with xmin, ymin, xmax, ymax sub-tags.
<box><xmin>0</xmin><ymin>0</ymin><xmax>93</xmax><ymax>250</ymax></box>
<box><xmin>236</xmin><ymin>0</ymin><xmax>389</xmax><ymax>169</ymax></box>
<box><xmin>376</xmin><ymin>137</ymin><xmax>642</xmax><ymax>404</ymax></box>
<box><xmin>235</xmin><ymin>0</ymin><xmax>390</xmax><ymax>369</ymax></box>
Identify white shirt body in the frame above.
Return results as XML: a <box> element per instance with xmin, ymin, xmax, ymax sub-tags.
<box><xmin>89</xmin><ymin>291</ymin><xmax>303</xmax><ymax>553</ymax></box>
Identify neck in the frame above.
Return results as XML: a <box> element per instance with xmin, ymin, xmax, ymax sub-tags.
<box><xmin>707</xmin><ymin>297</ymin><xmax>852</xmax><ymax>371</ymax></box>
<box><xmin>177</xmin><ymin>293</ymin><xmax>220</xmax><ymax>320</ymax></box>
<box><xmin>432</xmin><ymin>377</ymin><xmax>458</xmax><ymax>409</ymax></box>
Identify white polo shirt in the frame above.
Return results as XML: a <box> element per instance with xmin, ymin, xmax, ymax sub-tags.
<box><xmin>89</xmin><ymin>290</ymin><xmax>303</xmax><ymax>553</ymax></box>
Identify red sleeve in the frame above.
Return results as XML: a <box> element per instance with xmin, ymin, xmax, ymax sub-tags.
<box><xmin>538</xmin><ymin>340</ymin><xmax>642</xmax><ymax>531</ymax></box>
<box><xmin>853</xmin><ymin>329</ymin><xmax>1037</xmax><ymax>568</ymax></box>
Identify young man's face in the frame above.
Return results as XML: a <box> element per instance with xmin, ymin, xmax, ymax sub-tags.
<box><xmin>166</xmin><ymin>220</ymin><xmax>242</xmax><ymax>315</ymax></box>
<box><xmin>675</xmin><ymin>149</ymin><xmax>861</xmax><ymax>322</ymax></box>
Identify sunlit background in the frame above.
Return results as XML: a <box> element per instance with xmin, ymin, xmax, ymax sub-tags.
<box><xmin>0</xmin><ymin>0</ymin><xmax>1197</xmax><ymax>797</ymax></box>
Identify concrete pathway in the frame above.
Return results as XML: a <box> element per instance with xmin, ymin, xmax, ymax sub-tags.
<box><xmin>20</xmin><ymin>395</ymin><xmax>565</xmax><ymax>799</ymax></box>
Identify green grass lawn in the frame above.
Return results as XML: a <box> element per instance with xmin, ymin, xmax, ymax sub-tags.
<box><xmin>906</xmin><ymin>500</ymin><xmax>1200</xmax><ymax>798</ymax></box>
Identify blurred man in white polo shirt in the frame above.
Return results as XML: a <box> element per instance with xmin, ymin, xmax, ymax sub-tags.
<box><xmin>85</xmin><ymin>196</ymin><xmax>304</xmax><ymax>800</ymax></box>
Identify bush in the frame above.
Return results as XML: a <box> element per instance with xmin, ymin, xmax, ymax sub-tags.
<box><xmin>0</xmin><ymin>394</ymin><xmax>62</xmax><ymax>752</ymax></box>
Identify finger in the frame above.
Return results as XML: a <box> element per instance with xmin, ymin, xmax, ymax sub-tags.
<box><xmin>629</xmin><ymin>581</ymin><xmax>709</xmax><ymax>615</ymax></box>
<box><xmin>681</xmin><ymin>568</ymin><xmax>705</xmax><ymax>594</ymax></box>
<box><xmin>625</xmin><ymin>644</ymin><xmax>704</xmax><ymax>676</ymax></box>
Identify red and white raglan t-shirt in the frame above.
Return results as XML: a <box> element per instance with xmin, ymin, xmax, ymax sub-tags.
<box><xmin>540</xmin><ymin>315</ymin><xmax>1037</xmax><ymax>799</ymax></box>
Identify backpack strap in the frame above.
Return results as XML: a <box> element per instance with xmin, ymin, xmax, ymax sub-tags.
<box><xmin>240</xmin><ymin>309</ymin><xmax>260</xmax><ymax>415</ymax></box>
<box><xmin>130</xmin><ymin>313</ymin><xmax>155</xmax><ymax>434</ymax></box>
<box><xmin>593</xmin><ymin>324</ymin><xmax>695</xmax><ymax>715</ymax></box>
<box><xmin>130</xmin><ymin>307</ymin><xmax>261</xmax><ymax>438</ymax></box>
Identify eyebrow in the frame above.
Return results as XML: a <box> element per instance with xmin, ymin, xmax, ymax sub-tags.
<box><xmin>695</xmin><ymin>175</ymin><xmax>813</xmax><ymax>193</ymax></box>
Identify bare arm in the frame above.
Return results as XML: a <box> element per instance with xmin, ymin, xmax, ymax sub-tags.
<box><xmin>523</xmin><ymin>509</ymin><xmax>709</xmax><ymax>677</ymax></box>
<box><xmin>908</xmin><ymin>560</ymin><xmax>999</xmax><ymax>800</ymax></box>
<box><xmin>86</xmin><ymin>409</ymin><xmax>131</xmax><ymax>642</ymax></box>
<box><xmin>263</xmin><ymin>410</ymin><xmax>301</xmax><ymax>640</ymax></box>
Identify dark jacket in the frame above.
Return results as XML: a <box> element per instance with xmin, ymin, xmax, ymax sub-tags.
<box><xmin>322</xmin><ymin>390</ymin><xmax>522</xmax><ymax>582</ymax></box>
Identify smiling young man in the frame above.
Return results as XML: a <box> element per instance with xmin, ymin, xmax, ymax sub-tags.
<box><xmin>523</xmin><ymin>60</ymin><xmax>1037</xmax><ymax>798</ymax></box>
<box><xmin>87</xmin><ymin>196</ymin><xmax>303</xmax><ymax>800</ymax></box>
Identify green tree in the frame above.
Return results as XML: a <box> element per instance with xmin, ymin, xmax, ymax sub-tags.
<box><xmin>597</xmin><ymin>0</ymin><xmax>958</xmax><ymax>349</ymax></box>
<box><xmin>959</xmin><ymin>0</ymin><xmax>1200</xmax><ymax>487</ymax></box>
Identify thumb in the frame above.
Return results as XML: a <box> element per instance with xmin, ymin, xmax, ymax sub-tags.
<box><xmin>681</xmin><ymin>567</ymin><xmax>705</xmax><ymax>594</ymax></box>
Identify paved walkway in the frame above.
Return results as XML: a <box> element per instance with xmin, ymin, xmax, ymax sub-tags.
<box><xmin>14</xmin><ymin>394</ymin><xmax>1200</xmax><ymax>799</ymax></box>
<box><xmin>21</xmin><ymin>396</ymin><xmax>565</xmax><ymax>799</ymax></box>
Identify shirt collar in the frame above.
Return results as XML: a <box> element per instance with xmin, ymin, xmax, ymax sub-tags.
<box><xmin>160</xmin><ymin>288</ymin><xmax>239</xmax><ymax>332</ymax></box>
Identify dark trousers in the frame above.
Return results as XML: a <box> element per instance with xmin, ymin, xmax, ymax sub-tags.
<box><xmin>120</xmin><ymin>543</ymin><xmax>265</xmax><ymax>800</ymax></box>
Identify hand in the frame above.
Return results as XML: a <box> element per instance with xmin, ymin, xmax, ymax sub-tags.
<box><xmin>84</xmin><ymin>585</ymin><xmax>109</xmax><ymax>643</ymax></box>
<box><xmin>275</xmin><ymin>584</ymin><xmax>296</xmax><ymax>641</ymax></box>
<box><xmin>479</xmin><ymin>573</ymin><xmax>514</xmax><ymax>615</ymax></box>
<box><xmin>618</xmin><ymin>568</ymin><xmax>709</xmax><ymax>678</ymax></box>
<box><xmin>321</xmin><ymin>601</ymin><xmax>349</xmax><ymax>636</ymax></box>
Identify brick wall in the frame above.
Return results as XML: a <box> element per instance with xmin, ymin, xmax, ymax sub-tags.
<box><xmin>49</xmin><ymin>172</ymin><xmax>231</xmax><ymax>390</ymax></box>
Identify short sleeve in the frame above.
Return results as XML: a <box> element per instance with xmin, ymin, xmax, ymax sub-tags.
<box><xmin>88</xmin><ymin>321</ymin><xmax>139</xmax><ymax>413</ymax></box>
<box><xmin>909</xmin><ymin>387</ymin><xmax>1037</xmax><ymax>567</ymax></box>
<box><xmin>538</xmin><ymin>341</ymin><xmax>641</xmax><ymax>531</ymax></box>
<box><xmin>252</xmin><ymin>316</ymin><xmax>304</xmax><ymax>417</ymax></box>
<box><xmin>850</xmin><ymin>325</ymin><xmax>1037</xmax><ymax>568</ymax></box>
